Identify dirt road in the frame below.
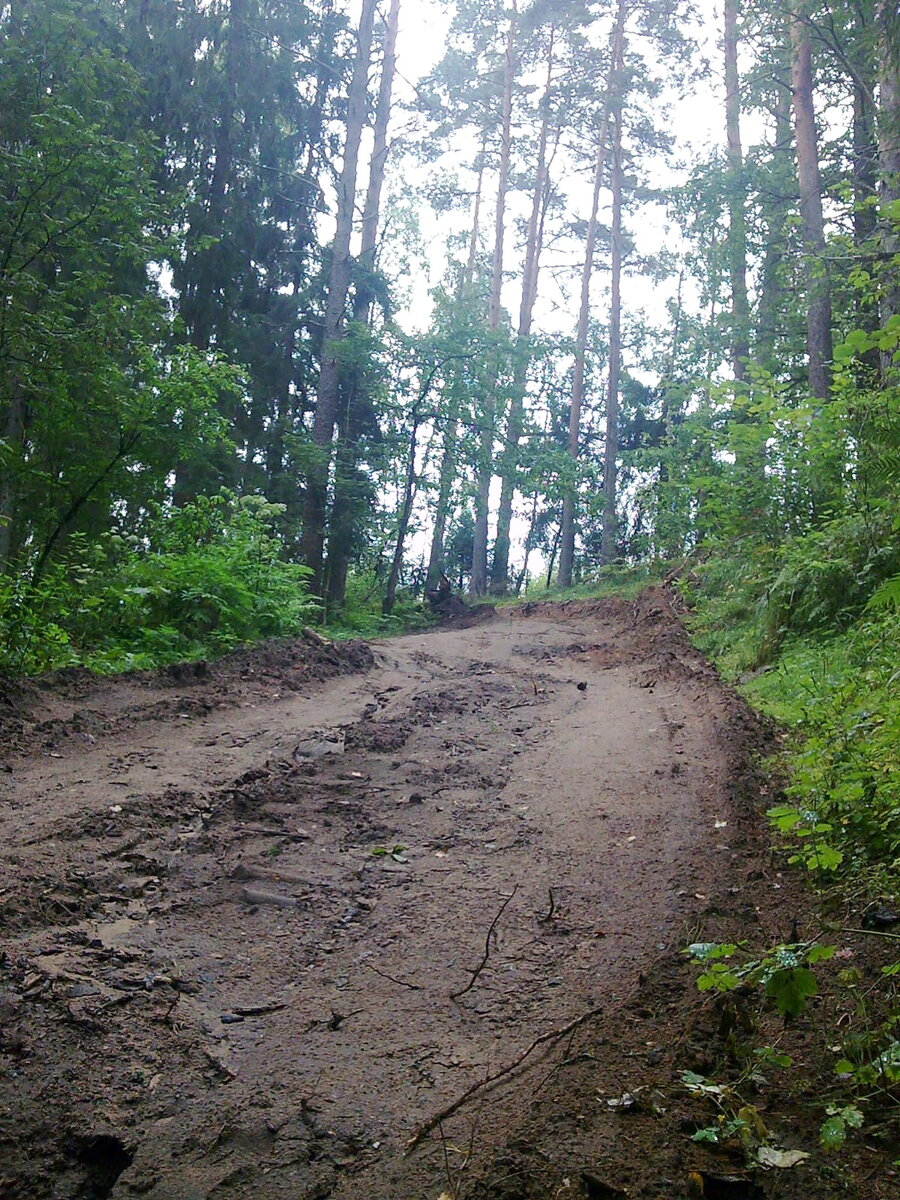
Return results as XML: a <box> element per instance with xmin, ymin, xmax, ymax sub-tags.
<box><xmin>0</xmin><ymin>594</ymin><xmax>820</xmax><ymax>1199</ymax></box>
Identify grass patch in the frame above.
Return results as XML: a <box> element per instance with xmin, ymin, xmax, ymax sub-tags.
<box><xmin>511</xmin><ymin>561</ymin><xmax>665</xmax><ymax>606</ymax></box>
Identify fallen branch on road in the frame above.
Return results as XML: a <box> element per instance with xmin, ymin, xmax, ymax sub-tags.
<box><xmin>403</xmin><ymin>1004</ymin><xmax>604</xmax><ymax>1155</ymax></box>
<box><xmin>450</xmin><ymin>885</ymin><xmax>518</xmax><ymax>1000</ymax></box>
<box><xmin>363</xmin><ymin>961</ymin><xmax>424</xmax><ymax>991</ymax></box>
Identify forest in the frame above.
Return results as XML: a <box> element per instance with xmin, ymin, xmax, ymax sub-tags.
<box><xmin>1</xmin><ymin>1</ymin><xmax>899</xmax><ymax>1191</ymax></box>
<box><xmin>1</xmin><ymin>2</ymin><xmax>898</xmax><ymax>792</ymax></box>
<box><xmin>0</xmin><ymin>0</ymin><xmax>897</xmax><ymax>640</ymax></box>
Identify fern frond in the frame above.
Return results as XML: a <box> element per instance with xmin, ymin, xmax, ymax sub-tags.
<box><xmin>866</xmin><ymin>574</ymin><xmax>900</xmax><ymax>612</ymax></box>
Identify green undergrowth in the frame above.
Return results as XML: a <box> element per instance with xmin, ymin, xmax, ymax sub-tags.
<box><xmin>678</xmin><ymin>545</ymin><xmax>899</xmax><ymax>1168</ymax></box>
<box><xmin>512</xmin><ymin>561</ymin><xmax>664</xmax><ymax>606</ymax></box>
<box><xmin>0</xmin><ymin>492</ymin><xmax>319</xmax><ymax>676</ymax></box>
<box><xmin>320</xmin><ymin>572</ymin><xmax>436</xmax><ymax>641</ymax></box>
<box><xmin>682</xmin><ymin>548</ymin><xmax>900</xmax><ymax>888</ymax></box>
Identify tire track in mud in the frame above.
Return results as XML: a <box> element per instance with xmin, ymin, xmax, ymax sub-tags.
<box><xmin>0</xmin><ymin>596</ymin><xmax>769</xmax><ymax>1200</ymax></box>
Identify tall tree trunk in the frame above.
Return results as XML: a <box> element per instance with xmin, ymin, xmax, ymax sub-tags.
<box><xmin>600</xmin><ymin>76</ymin><xmax>625</xmax><ymax>566</ymax></box>
<box><xmin>514</xmin><ymin>492</ymin><xmax>540</xmax><ymax>594</ymax></box>
<box><xmin>0</xmin><ymin>378</ymin><xmax>25</xmax><ymax>567</ymax></box>
<box><xmin>426</xmin><ymin>400</ymin><xmax>460</xmax><ymax>590</ymax></box>
<box><xmin>382</xmin><ymin>411</ymin><xmax>421</xmax><ymax>616</ymax></box>
<box><xmin>656</xmin><ymin>267</ymin><xmax>685</xmax><ymax>560</ymax></box>
<box><xmin>757</xmin><ymin>79</ymin><xmax>794</xmax><ymax>374</ymax></box>
<box><xmin>724</xmin><ymin>0</ymin><xmax>750</xmax><ymax>384</ymax></box>
<box><xmin>353</xmin><ymin>0</ymin><xmax>400</xmax><ymax>326</ymax></box>
<box><xmin>557</xmin><ymin>0</ymin><xmax>625</xmax><ymax>588</ymax></box>
<box><xmin>492</xmin><ymin>29</ymin><xmax>556</xmax><ymax>594</ymax></box>
<box><xmin>296</xmin><ymin>0</ymin><xmax>340</xmax><ymax>284</ymax></box>
<box><xmin>789</xmin><ymin>3</ymin><xmax>833</xmax><ymax>401</ymax></box>
<box><xmin>301</xmin><ymin>0</ymin><xmax>378</xmax><ymax>595</ymax></box>
<box><xmin>426</xmin><ymin>156</ymin><xmax>485</xmax><ymax>588</ymax></box>
<box><xmin>471</xmin><ymin>3</ymin><xmax>516</xmax><ymax>597</ymax></box>
<box><xmin>877</xmin><ymin>1</ymin><xmax>900</xmax><ymax>369</ymax></box>
<box><xmin>173</xmin><ymin>0</ymin><xmax>244</xmax><ymax>508</ymax></box>
<box><xmin>545</xmin><ymin>521</ymin><xmax>560</xmax><ymax>588</ymax></box>
<box><xmin>325</xmin><ymin>0</ymin><xmax>401</xmax><ymax>609</ymax></box>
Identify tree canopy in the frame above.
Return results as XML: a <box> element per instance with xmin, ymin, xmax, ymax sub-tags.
<box><xmin>0</xmin><ymin>0</ymin><xmax>898</xmax><ymax>660</ymax></box>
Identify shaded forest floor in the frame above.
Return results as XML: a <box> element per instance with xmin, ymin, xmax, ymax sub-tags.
<box><xmin>0</xmin><ymin>592</ymin><xmax>896</xmax><ymax>1199</ymax></box>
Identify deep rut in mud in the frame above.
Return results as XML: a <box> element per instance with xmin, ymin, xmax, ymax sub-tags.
<box><xmin>2</xmin><ymin>595</ymin><xmax>871</xmax><ymax>1200</ymax></box>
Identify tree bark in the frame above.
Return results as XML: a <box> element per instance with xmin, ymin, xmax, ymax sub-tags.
<box><xmin>600</xmin><ymin>72</ymin><xmax>624</xmax><ymax>566</ymax></box>
<box><xmin>301</xmin><ymin>0</ymin><xmax>378</xmax><ymax>595</ymax></box>
<box><xmin>0</xmin><ymin>377</ymin><xmax>25</xmax><ymax>567</ymax></box>
<box><xmin>514</xmin><ymin>491</ymin><xmax>540</xmax><ymax>594</ymax></box>
<box><xmin>492</xmin><ymin>26</ymin><xmax>556</xmax><ymax>594</ymax></box>
<box><xmin>325</xmin><ymin>0</ymin><xmax>401</xmax><ymax>608</ymax></box>
<box><xmin>557</xmin><ymin>0</ymin><xmax>625</xmax><ymax>588</ymax></box>
<box><xmin>757</xmin><ymin>75</ymin><xmax>793</xmax><ymax>375</ymax></box>
<box><xmin>545</xmin><ymin>521</ymin><xmax>560</xmax><ymax>588</ymax></box>
<box><xmin>426</xmin><ymin>156</ymin><xmax>484</xmax><ymax>589</ymax></box>
<box><xmin>382</xmin><ymin>411</ymin><xmax>421</xmax><ymax>616</ymax></box>
<box><xmin>789</xmin><ymin>3</ymin><xmax>833</xmax><ymax>401</ymax></box>
<box><xmin>877</xmin><ymin>1</ymin><xmax>900</xmax><ymax>368</ymax></box>
<box><xmin>353</xmin><ymin>0</ymin><xmax>400</xmax><ymax>326</ymax></box>
<box><xmin>724</xmin><ymin>0</ymin><xmax>750</xmax><ymax>384</ymax></box>
<box><xmin>471</xmin><ymin>2</ymin><xmax>516</xmax><ymax>597</ymax></box>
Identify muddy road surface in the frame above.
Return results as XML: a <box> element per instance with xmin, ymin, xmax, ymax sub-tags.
<box><xmin>1</xmin><ymin>594</ymin><xmax>839</xmax><ymax>1199</ymax></box>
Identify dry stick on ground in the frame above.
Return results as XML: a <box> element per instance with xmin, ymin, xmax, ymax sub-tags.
<box><xmin>437</xmin><ymin>1106</ymin><xmax>481</xmax><ymax>1200</ymax></box>
<box><xmin>404</xmin><ymin>1004</ymin><xmax>604</xmax><ymax>1155</ymax></box>
<box><xmin>238</xmin><ymin>828</ymin><xmax>313</xmax><ymax>842</ymax></box>
<box><xmin>450</xmin><ymin>885</ymin><xmax>518</xmax><ymax>1000</ymax></box>
<box><xmin>363</xmin><ymin>961</ymin><xmax>423</xmax><ymax>991</ymax></box>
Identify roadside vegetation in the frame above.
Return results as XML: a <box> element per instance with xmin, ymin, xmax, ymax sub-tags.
<box><xmin>675</xmin><ymin>533</ymin><xmax>900</xmax><ymax>1166</ymax></box>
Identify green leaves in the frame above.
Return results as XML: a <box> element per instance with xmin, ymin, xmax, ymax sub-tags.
<box><xmin>0</xmin><ymin>490</ymin><xmax>316</xmax><ymax>674</ymax></box>
<box><xmin>686</xmin><ymin>940</ymin><xmax>834</xmax><ymax>1018</ymax></box>
<box><xmin>866</xmin><ymin>575</ymin><xmax>900</xmax><ymax>612</ymax></box>
<box><xmin>764</xmin><ymin>967</ymin><xmax>817</xmax><ymax>1018</ymax></box>
<box><xmin>834</xmin><ymin>316</ymin><xmax>900</xmax><ymax>363</ymax></box>
<box><xmin>820</xmin><ymin>1106</ymin><xmax>863</xmax><ymax>1151</ymax></box>
<box><xmin>687</xmin><ymin>942</ymin><xmax>740</xmax><ymax>961</ymax></box>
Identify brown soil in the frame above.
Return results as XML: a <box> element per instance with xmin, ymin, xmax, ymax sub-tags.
<box><xmin>0</xmin><ymin>592</ymin><xmax>896</xmax><ymax>1200</ymax></box>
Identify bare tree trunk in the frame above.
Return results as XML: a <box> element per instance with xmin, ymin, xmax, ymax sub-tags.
<box><xmin>471</xmin><ymin>3</ymin><xmax>516</xmax><ymax>596</ymax></box>
<box><xmin>789</xmin><ymin>3</ymin><xmax>833</xmax><ymax>401</ymax></box>
<box><xmin>877</xmin><ymin>1</ymin><xmax>900</xmax><ymax>371</ymax></box>
<box><xmin>656</xmin><ymin>267</ymin><xmax>684</xmax><ymax>560</ymax></box>
<box><xmin>325</xmin><ymin>0</ymin><xmax>401</xmax><ymax>609</ymax></box>
<box><xmin>426</xmin><ymin>157</ymin><xmax>484</xmax><ymax>589</ymax></box>
<box><xmin>491</xmin><ymin>28</ymin><xmax>556</xmax><ymax>594</ymax></box>
<box><xmin>382</xmin><ymin>411</ymin><xmax>421</xmax><ymax>616</ymax></box>
<box><xmin>557</xmin><ymin>0</ymin><xmax>625</xmax><ymax>588</ymax></box>
<box><xmin>757</xmin><ymin>77</ymin><xmax>794</xmax><ymax>375</ymax></box>
<box><xmin>290</xmin><ymin>0</ymin><xmax>339</xmax><ymax>288</ymax></box>
<box><xmin>514</xmin><ymin>492</ymin><xmax>540</xmax><ymax>594</ymax></box>
<box><xmin>0</xmin><ymin>378</ymin><xmax>24</xmax><ymax>567</ymax></box>
<box><xmin>724</xmin><ymin>0</ymin><xmax>750</xmax><ymax>384</ymax></box>
<box><xmin>426</xmin><ymin>403</ymin><xmax>460</xmax><ymax>590</ymax></box>
<box><xmin>545</xmin><ymin>521</ymin><xmax>560</xmax><ymax>588</ymax></box>
<box><xmin>353</xmin><ymin>0</ymin><xmax>400</xmax><ymax>325</ymax></box>
<box><xmin>600</xmin><ymin>76</ymin><xmax>624</xmax><ymax>566</ymax></box>
<box><xmin>301</xmin><ymin>0</ymin><xmax>378</xmax><ymax>595</ymax></box>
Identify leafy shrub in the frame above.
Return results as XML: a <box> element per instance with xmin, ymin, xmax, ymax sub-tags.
<box><xmin>750</xmin><ymin>613</ymin><xmax>900</xmax><ymax>878</ymax></box>
<box><xmin>764</xmin><ymin>509</ymin><xmax>900</xmax><ymax>645</ymax></box>
<box><xmin>0</xmin><ymin>491</ymin><xmax>316</xmax><ymax>674</ymax></box>
<box><xmin>325</xmin><ymin>570</ymin><xmax>433</xmax><ymax>638</ymax></box>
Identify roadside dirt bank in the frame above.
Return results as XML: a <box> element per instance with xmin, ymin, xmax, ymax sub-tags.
<box><xmin>1</xmin><ymin>591</ymin><xmax>896</xmax><ymax>1199</ymax></box>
